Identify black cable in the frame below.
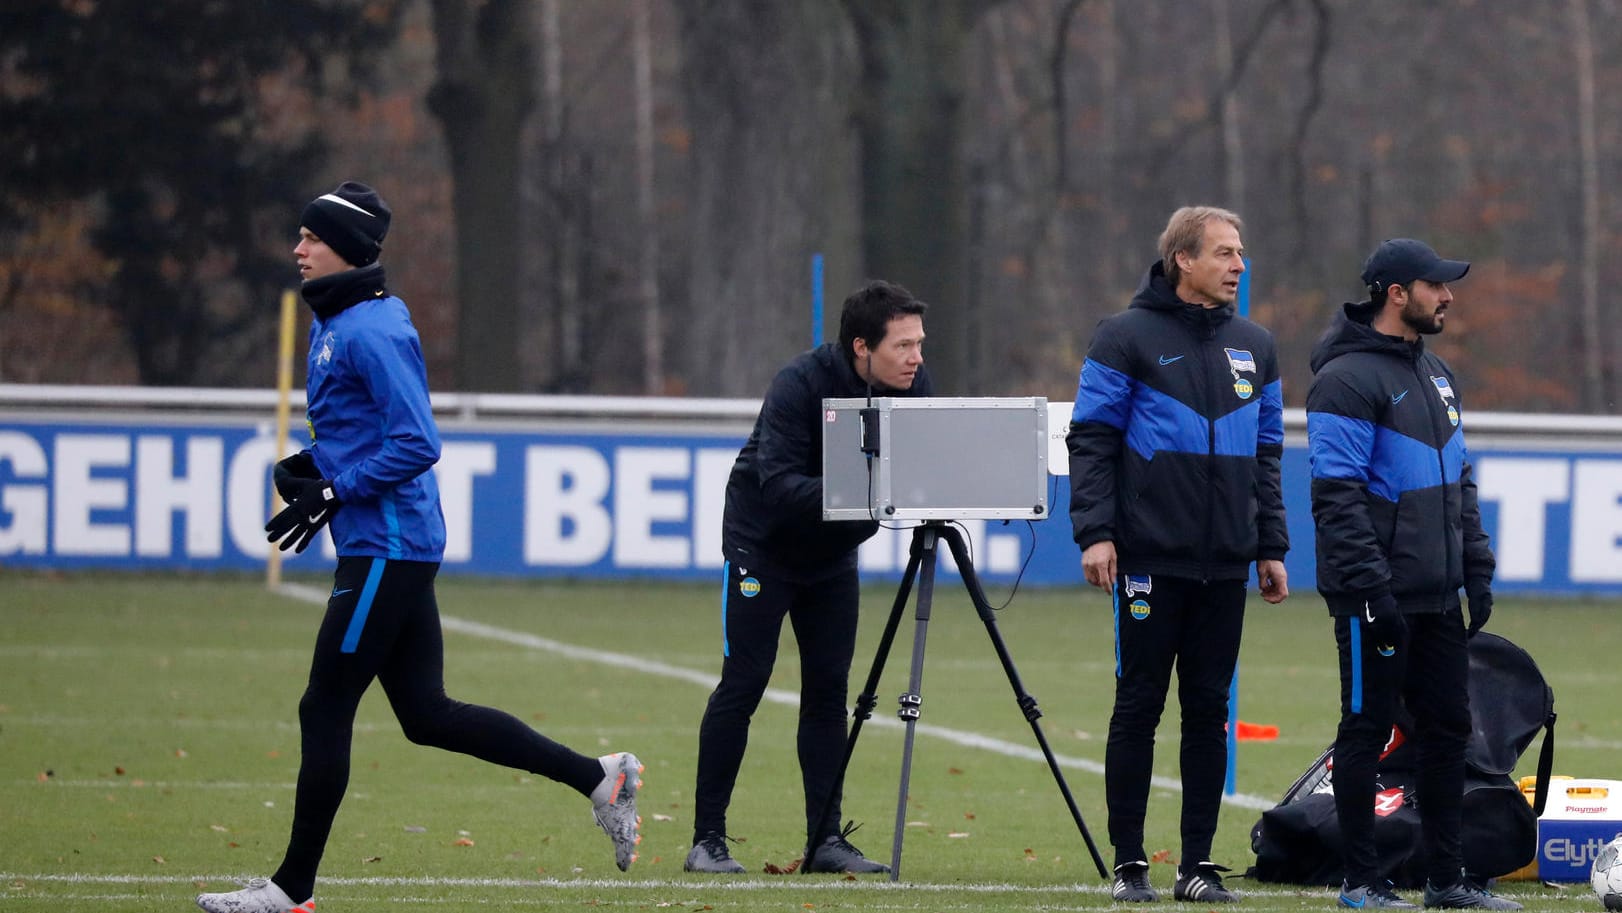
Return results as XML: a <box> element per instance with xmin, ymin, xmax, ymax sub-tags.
<box><xmin>947</xmin><ymin>518</ymin><xmax>1038</xmax><ymax>612</ymax></box>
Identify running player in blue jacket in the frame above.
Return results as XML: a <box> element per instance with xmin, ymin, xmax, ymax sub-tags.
<box><xmin>197</xmin><ymin>183</ymin><xmax>643</xmax><ymax>913</ymax></box>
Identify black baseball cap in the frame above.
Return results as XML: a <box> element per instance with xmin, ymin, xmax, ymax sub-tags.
<box><xmin>1360</xmin><ymin>238</ymin><xmax>1470</xmax><ymax>293</ymax></box>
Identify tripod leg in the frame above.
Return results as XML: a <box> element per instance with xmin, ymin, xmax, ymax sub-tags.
<box><xmin>808</xmin><ymin>527</ymin><xmax>926</xmax><ymax>864</ymax></box>
<box><xmin>939</xmin><ymin>526</ymin><xmax>1111</xmax><ymax>879</ymax></box>
<box><xmin>889</xmin><ymin>523</ymin><xmax>941</xmax><ymax>882</ymax></box>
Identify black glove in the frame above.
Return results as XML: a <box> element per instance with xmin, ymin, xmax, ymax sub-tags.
<box><xmin>1465</xmin><ymin>586</ymin><xmax>1493</xmax><ymax>638</ymax></box>
<box><xmin>1361</xmin><ymin>592</ymin><xmax>1407</xmax><ymax>654</ymax></box>
<box><xmin>265</xmin><ymin>480</ymin><xmax>341</xmax><ymax>553</ymax></box>
<box><xmin>273</xmin><ymin>452</ymin><xmax>321</xmax><ymax>503</ymax></box>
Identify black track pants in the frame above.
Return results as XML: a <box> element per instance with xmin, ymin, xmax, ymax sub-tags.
<box><xmin>1104</xmin><ymin>573</ymin><xmax>1245</xmax><ymax>870</ymax></box>
<box><xmin>273</xmin><ymin>557</ymin><xmax>603</xmax><ymax>902</ymax></box>
<box><xmin>1331</xmin><ymin>609</ymin><xmax>1470</xmax><ymax>888</ymax></box>
<box><xmin>693</xmin><ymin>561</ymin><xmax>859</xmax><ymax>848</ymax></box>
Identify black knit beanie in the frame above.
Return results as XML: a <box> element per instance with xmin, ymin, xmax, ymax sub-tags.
<box><xmin>300</xmin><ymin>181</ymin><xmax>391</xmax><ymax>268</ymax></box>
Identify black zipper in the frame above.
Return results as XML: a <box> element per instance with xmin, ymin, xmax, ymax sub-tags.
<box><xmin>1412</xmin><ymin>353</ymin><xmax>1453</xmax><ymax>607</ymax></box>
<box><xmin>1196</xmin><ymin>315</ymin><xmax>1218</xmax><ymax>585</ymax></box>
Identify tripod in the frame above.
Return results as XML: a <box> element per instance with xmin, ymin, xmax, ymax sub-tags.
<box><xmin>811</xmin><ymin>520</ymin><xmax>1108</xmax><ymax>882</ymax></box>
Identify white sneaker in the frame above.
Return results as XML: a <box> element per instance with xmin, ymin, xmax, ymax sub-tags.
<box><xmin>591</xmin><ymin>751</ymin><xmax>643</xmax><ymax>871</ymax></box>
<box><xmin>195</xmin><ymin>877</ymin><xmax>313</xmax><ymax>913</ymax></box>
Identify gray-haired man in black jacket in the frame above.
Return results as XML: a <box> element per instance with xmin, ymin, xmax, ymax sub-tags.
<box><xmin>1067</xmin><ymin>206</ymin><xmax>1289</xmax><ymax>905</ymax></box>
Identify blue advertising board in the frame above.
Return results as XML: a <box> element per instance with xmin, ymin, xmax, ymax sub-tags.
<box><xmin>2</xmin><ymin>416</ymin><xmax>1621</xmax><ymax>594</ymax></box>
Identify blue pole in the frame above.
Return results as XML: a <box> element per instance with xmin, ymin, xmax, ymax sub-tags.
<box><xmin>1226</xmin><ymin>257</ymin><xmax>1251</xmax><ymax>797</ymax></box>
<box><xmin>1236</xmin><ymin>257</ymin><xmax>1251</xmax><ymax>318</ymax></box>
<box><xmin>811</xmin><ymin>253</ymin><xmax>825</xmax><ymax>347</ymax></box>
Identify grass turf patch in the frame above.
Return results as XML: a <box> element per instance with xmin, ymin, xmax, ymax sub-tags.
<box><xmin>2</xmin><ymin>571</ymin><xmax>1617</xmax><ymax>911</ymax></box>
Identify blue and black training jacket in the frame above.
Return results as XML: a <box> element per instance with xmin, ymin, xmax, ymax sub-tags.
<box><xmin>1066</xmin><ymin>260</ymin><xmax>1288</xmax><ymax>582</ymax></box>
<box><xmin>1305</xmin><ymin>302</ymin><xmax>1493</xmax><ymax>616</ymax></box>
<box><xmin>302</xmin><ymin>264</ymin><xmax>446</xmax><ymax>563</ymax></box>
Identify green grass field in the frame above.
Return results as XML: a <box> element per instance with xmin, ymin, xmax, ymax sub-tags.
<box><xmin>2</xmin><ymin>570</ymin><xmax>1618</xmax><ymax>912</ymax></box>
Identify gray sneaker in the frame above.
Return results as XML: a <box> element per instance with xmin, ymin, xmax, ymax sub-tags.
<box><xmin>1421</xmin><ymin>877</ymin><xmax>1522</xmax><ymax>910</ymax></box>
<box><xmin>591</xmin><ymin>752</ymin><xmax>643</xmax><ymax>871</ymax></box>
<box><xmin>684</xmin><ymin>831</ymin><xmax>746</xmax><ymax>873</ymax></box>
<box><xmin>1112</xmin><ymin>861</ymin><xmax>1159</xmax><ymax>902</ymax></box>
<box><xmin>805</xmin><ymin>821</ymin><xmax>889</xmax><ymax>874</ymax></box>
<box><xmin>195</xmin><ymin>877</ymin><xmax>311</xmax><ymax>913</ymax></box>
<box><xmin>1340</xmin><ymin>881</ymin><xmax>1419</xmax><ymax>909</ymax></box>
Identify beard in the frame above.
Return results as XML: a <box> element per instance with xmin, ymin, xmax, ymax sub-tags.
<box><xmin>1400</xmin><ymin>300</ymin><xmax>1445</xmax><ymax>335</ymax></box>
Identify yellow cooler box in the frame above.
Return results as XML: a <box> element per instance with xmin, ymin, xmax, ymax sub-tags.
<box><xmin>1537</xmin><ymin>779</ymin><xmax>1622</xmax><ymax>882</ymax></box>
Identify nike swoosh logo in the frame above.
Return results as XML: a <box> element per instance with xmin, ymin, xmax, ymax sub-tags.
<box><xmin>1364</xmin><ymin>602</ymin><xmax>1375</xmax><ymax>623</ymax></box>
<box><xmin>1391</xmin><ymin>390</ymin><xmax>1408</xmax><ymax>404</ymax></box>
<box><xmin>1158</xmin><ymin>354</ymin><xmax>1184</xmax><ymax>365</ymax></box>
<box><xmin>332</xmin><ymin>588</ymin><xmax>353</xmax><ymax>597</ymax></box>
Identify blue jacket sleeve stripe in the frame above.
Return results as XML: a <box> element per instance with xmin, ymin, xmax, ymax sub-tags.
<box><xmin>1071</xmin><ymin>358</ymin><xmax>1133</xmax><ymax>430</ymax></box>
<box><xmin>1257</xmin><ymin>379</ymin><xmax>1284</xmax><ymax>446</ymax></box>
<box><xmin>1308</xmin><ymin>411</ymin><xmax>1375</xmax><ymax>482</ymax></box>
<box><xmin>1442</xmin><ymin>427</ymin><xmax>1466</xmax><ymax>484</ymax></box>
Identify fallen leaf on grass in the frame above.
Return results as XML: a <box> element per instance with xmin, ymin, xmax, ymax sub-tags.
<box><xmin>762</xmin><ymin>856</ymin><xmax>803</xmax><ymax>874</ymax></box>
<box><xmin>947</xmin><ymin>831</ymin><xmax>970</xmax><ymax>838</ymax></box>
<box><xmin>653</xmin><ymin>813</ymin><xmax>673</xmax><ymax>822</ymax></box>
<box><xmin>152</xmin><ymin>856</ymin><xmax>166</xmax><ymax>865</ymax></box>
<box><xmin>363</xmin><ymin>856</ymin><xmax>382</xmax><ymax>863</ymax></box>
<box><xmin>210</xmin><ymin>825</ymin><xmax>228</xmax><ymax>833</ymax></box>
<box><xmin>1151</xmin><ymin>849</ymin><xmax>1174</xmax><ymax>864</ymax></box>
<box><xmin>453</xmin><ymin>838</ymin><xmax>475</xmax><ymax>847</ymax></box>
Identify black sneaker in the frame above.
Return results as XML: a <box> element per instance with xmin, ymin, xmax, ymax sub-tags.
<box><xmin>1340</xmin><ymin>880</ymin><xmax>1419</xmax><ymax>909</ymax></box>
<box><xmin>683</xmin><ymin>831</ymin><xmax>745</xmax><ymax>874</ymax></box>
<box><xmin>1421</xmin><ymin>877</ymin><xmax>1522</xmax><ymax>910</ymax></box>
<box><xmin>1112</xmin><ymin>861</ymin><xmax>1159</xmax><ymax>903</ymax></box>
<box><xmin>1174</xmin><ymin>862</ymin><xmax>1239</xmax><ymax>903</ymax></box>
<box><xmin>805</xmin><ymin>821</ymin><xmax>889</xmax><ymax>874</ymax></box>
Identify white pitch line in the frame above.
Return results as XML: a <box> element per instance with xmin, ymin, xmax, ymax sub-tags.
<box><xmin>274</xmin><ymin>583</ymin><xmax>1276</xmax><ymax>811</ymax></box>
<box><xmin>0</xmin><ymin>871</ymin><xmax>1327</xmax><ymax>898</ymax></box>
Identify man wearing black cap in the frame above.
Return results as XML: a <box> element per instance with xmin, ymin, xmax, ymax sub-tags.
<box><xmin>1306</xmin><ymin>239</ymin><xmax>1516</xmax><ymax>910</ymax></box>
<box><xmin>197</xmin><ymin>183</ymin><xmax>644</xmax><ymax>913</ymax></box>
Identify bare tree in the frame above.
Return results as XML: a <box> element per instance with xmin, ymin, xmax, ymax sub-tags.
<box><xmin>633</xmin><ymin>0</ymin><xmax>662</xmax><ymax>393</ymax></box>
<box><xmin>840</xmin><ymin>0</ymin><xmax>1013</xmax><ymax>393</ymax></box>
<box><xmin>427</xmin><ymin>0</ymin><xmax>536</xmax><ymax>393</ymax></box>
<box><xmin>671</xmin><ymin>0</ymin><xmax>860</xmax><ymax>396</ymax></box>
<box><xmin>1567</xmin><ymin>0</ymin><xmax>1605</xmax><ymax>410</ymax></box>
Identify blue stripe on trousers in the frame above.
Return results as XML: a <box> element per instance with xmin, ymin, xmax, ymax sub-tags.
<box><xmin>340</xmin><ymin>558</ymin><xmax>386</xmax><ymax>654</ymax></box>
<box><xmin>1349</xmin><ymin>615</ymin><xmax>1363</xmax><ymax>713</ymax></box>
<box><xmin>1111</xmin><ymin>580</ymin><xmax>1122</xmax><ymax>678</ymax></box>
<box><xmin>720</xmin><ymin>560</ymin><xmax>731</xmax><ymax>658</ymax></box>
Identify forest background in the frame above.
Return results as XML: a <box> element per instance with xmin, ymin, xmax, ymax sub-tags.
<box><xmin>3</xmin><ymin>0</ymin><xmax>1619</xmax><ymax>412</ymax></box>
